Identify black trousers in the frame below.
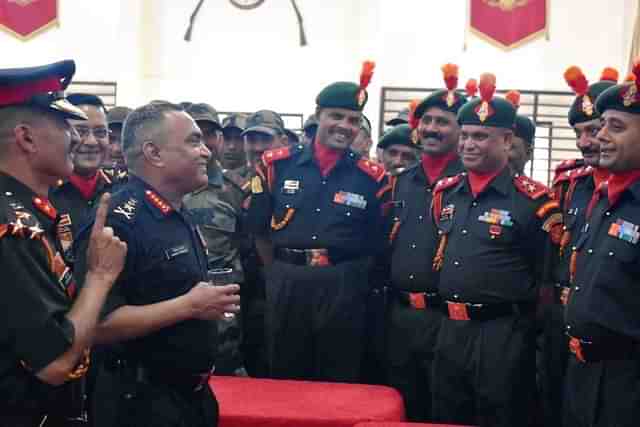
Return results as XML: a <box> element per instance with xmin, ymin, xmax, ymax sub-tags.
<box><xmin>264</xmin><ymin>258</ymin><xmax>370</xmax><ymax>382</ymax></box>
<box><xmin>385</xmin><ymin>298</ymin><xmax>443</xmax><ymax>421</ymax></box>
<box><xmin>564</xmin><ymin>355</ymin><xmax>640</xmax><ymax>427</ymax></box>
<box><xmin>91</xmin><ymin>367</ymin><xmax>219</xmax><ymax>427</ymax></box>
<box><xmin>539</xmin><ymin>303</ymin><xmax>568</xmax><ymax>427</ymax></box>
<box><xmin>432</xmin><ymin>314</ymin><xmax>537</xmax><ymax>427</ymax></box>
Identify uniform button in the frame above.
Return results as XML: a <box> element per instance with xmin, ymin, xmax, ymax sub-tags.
<box><xmin>315</xmin><ymin>208</ymin><xmax>321</xmax><ymax>213</ymax></box>
<box><xmin>587</xmin><ymin>249</ymin><xmax>593</xmax><ymax>254</ymax></box>
<box><xmin>418</xmin><ymin>215</ymin><xmax>423</xmax><ymax>220</ymax></box>
<box><xmin>605</xmin><ymin>212</ymin><xmax>611</xmax><ymax>216</ymax></box>
<box><xmin>572</xmin><ymin>246</ymin><xmax>577</xmax><ymax>251</ymax></box>
<box><xmin>453</xmin><ymin>294</ymin><xmax>459</xmax><ymax>299</ymax></box>
<box><xmin>472</xmin><ymin>202</ymin><xmax>478</xmax><ymax>207</ymax></box>
<box><xmin>285</xmin><ymin>204</ymin><xmax>291</xmax><ymax>209</ymax></box>
<box><xmin>411</xmin><ymin>243</ymin><xmax>416</xmax><ymax>248</ymax></box>
<box><xmin>574</xmin><ymin>286</ymin><xmax>580</xmax><ymax>291</ymax></box>
<box><xmin>4</xmin><ymin>191</ymin><xmax>12</xmax><ymax>196</ymax></box>
<box><xmin>321</xmin><ymin>181</ymin><xmax>327</xmax><ymax>185</ymax></box>
<box><xmin>426</xmin><ymin>189</ymin><xmax>432</xmax><ymax>193</ymax></box>
<box><xmin>462</xmin><ymin>229</ymin><xmax>468</xmax><ymax>235</ymax></box>
<box><xmin>409</xmin><ymin>274</ymin><xmax>414</xmax><ymax>280</ymax></box>
<box><xmin>566</xmin><ymin>325</ymin><xmax>571</xmax><ymax>330</ymax></box>
<box><xmin>453</xmin><ymin>261</ymin><xmax>460</xmax><ymax>266</ymax></box>
<box><xmin>394</xmin><ymin>217</ymin><xmax>399</xmax><ymax>221</ymax></box>
<box><xmin>311</xmin><ymin>235</ymin><xmax>318</xmax><ymax>240</ymax></box>
<box><xmin>346</xmin><ymin>212</ymin><xmax>351</xmax><ymax>216</ymax></box>
<box><xmin>609</xmin><ymin>251</ymin><xmax>614</xmax><ymax>256</ymax></box>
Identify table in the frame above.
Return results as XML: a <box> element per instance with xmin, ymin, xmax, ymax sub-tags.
<box><xmin>210</xmin><ymin>376</ymin><xmax>406</xmax><ymax>427</ymax></box>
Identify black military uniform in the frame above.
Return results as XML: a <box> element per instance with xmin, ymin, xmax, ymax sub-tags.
<box><xmin>74</xmin><ymin>175</ymin><xmax>219</xmax><ymax>427</ymax></box>
<box><xmin>430</xmin><ymin>83</ymin><xmax>562</xmax><ymax>427</ymax></box>
<box><xmin>562</xmin><ymin>75</ymin><xmax>640</xmax><ymax>427</ymax></box>
<box><xmin>385</xmin><ymin>81</ymin><xmax>467</xmax><ymax>421</ymax></box>
<box><xmin>539</xmin><ymin>68</ymin><xmax>616</xmax><ymax>427</ymax></box>
<box><xmin>50</xmin><ymin>170</ymin><xmax>119</xmax><ymax>263</ymax></box>
<box><xmin>0</xmin><ymin>61</ymin><xmax>91</xmax><ymax>426</ymax></box>
<box><xmin>246</xmin><ymin>68</ymin><xmax>389</xmax><ymax>381</ymax></box>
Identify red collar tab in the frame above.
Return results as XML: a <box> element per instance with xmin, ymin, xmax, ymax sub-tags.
<box><xmin>422</xmin><ymin>152</ymin><xmax>458</xmax><ymax>185</ymax></box>
<box><xmin>468</xmin><ymin>168</ymin><xmax>502</xmax><ymax>198</ymax></box>
<box><xmin>607</xmin><ymin>170</ymin><xmax>640</xmax><ymax>207</ymax></box>
<box><xmin>32</xmin><ymin>196</ymin><xmax>57</xmax><ymax>220</ymax></box>
<box><xmin>69</xmin><ymin>173</ymin><xmax>99</xmax><ymax>200</ymax></box>
<box><xmin>145</xmin><ymin>190</ymin><xmax>173</xmax><ymax>216</ymax></box>
<box><xmin>314</xmin><ymin>141</ymin><xmax>342</xmax><ymax>177</ymax></box>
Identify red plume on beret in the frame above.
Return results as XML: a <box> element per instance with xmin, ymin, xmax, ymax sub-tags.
<box><xmin>505</xmin><ymin>90</ymin><xmax>521</xmax><ymax>110</ymax></box>
<box><xmin>408</xmin><ymin>99</ymin><xmax>420</xmax><ymax>130</ymax></box>
<box><xmin>624</xmin><ymin>73</ymin><xmax>636</xmax><ymax>82</ymax></box>
<box><xmin>465</xmin><ymin>78</ymin><xmax>478</xmax><ymax>98</ymax></box>
<box><xmin>359</xmin><ymin>61</ymin><xmax>375</xmax><ymax>91</ymax></box>
<box><xmin>564</xmin><ymin>66</ymin><xmax>589</xmax><ymax>96</ymax></box>
<box><xmin>600</xmin><ymin>67</ymin><xmax>619</xmax><ymax>83</ymax></box>
<box><xmin>441</xmin><ymin>63</ymin><xmax>459</xmax><ymax>91</ymax></box>
<box><xmin>479</xmin><ymin>73</ymin><xmax>496</xmax><ymax>103</ymax></box>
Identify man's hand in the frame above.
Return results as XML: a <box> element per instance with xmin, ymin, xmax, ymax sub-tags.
<box><xmin>187</xmin><ymin>283</ymin><xmax>241</xmax><ymax>320</ymax></box>
<box><xmin>86</xmin><ymin>193</ymin><xmax>127</xmax><ymax>284</ymax></box>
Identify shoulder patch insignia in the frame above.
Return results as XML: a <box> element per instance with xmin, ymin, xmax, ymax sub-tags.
<box><xmin>542</xmin><ymin>212</ymin><xmax>564</xmax><ymax>245</ymax></box>
<box><xmin>113</xmin><ymin>197</ymin><xmax>139</xmax><ymax>220</ymax></box>
<box><xmin>434</xmin><ymin>173</ymin><xmax>464</xmax><ymax>194</ymax></box>
<box><xmin>357</xmin><ymin>158</ymin><xmax>386</xmax><ymax>183</ymax></box>
<box><xmin>262</xmin><ymin>146</ymin><xmax>292</xmax><ymax>166</ymax></box>
<box><xmin>514</xmin><ymin>175</ymin><xmax>550</xmax><ymax>200</ymax></box>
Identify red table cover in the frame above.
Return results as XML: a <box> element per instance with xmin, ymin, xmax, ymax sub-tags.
<box><xmin>210</xmin><ymin>376</ymin><xmax>406</xmax><ymax>427</ymax></box>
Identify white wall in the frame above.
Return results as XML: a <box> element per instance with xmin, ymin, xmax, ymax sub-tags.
<box><xmin>0</xmin><ymin>0</ymin><xmax>637</xmax><ymax>133</ymax></box>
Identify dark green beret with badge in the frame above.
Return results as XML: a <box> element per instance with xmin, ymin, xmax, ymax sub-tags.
<box><xmin>565</xmin><ymin>66</ymin><xmax>619</xmax><ymax>126</ymax></box>
<box><xmin>457</xmin><ymin>73</ymin><xmax>516</xmax><ymax>129</ymax></box>
<box><xmin>414</xmin><ymin>63</ymin><xmax>468</xmax><ymax>119</ymax></box>
<box><xmin>316</xmin><ymin>61</ymin><xmax>375</xmax><ymax>111</ymax></box>
<box><xmin>377</xmin><ymin>124</ymin><xmax>418</xmax><ymax>150</ymax></box>
<box><xmin>595</xmin><ymin>62</ymin><xmax>640</xmax><ymax>115</ymax></box>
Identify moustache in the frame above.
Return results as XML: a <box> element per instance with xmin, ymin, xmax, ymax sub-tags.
<box><xmin>421</xmin><ymin>131</ymin><xmax>443</xmax><ymax>141</ymax></box>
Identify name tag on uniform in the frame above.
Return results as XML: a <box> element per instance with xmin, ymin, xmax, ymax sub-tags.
<box><xmin>334</xmin><ymin>191</ymin><xmax>367</xmax><ymax>209</ymax></box>
<box><xmin>478</xmin><ymin>208</ymin><xmax>513</xmax><ymax>226</ymax></box>
<box><xmin>608</xmin><ymin>219</ymin><xmax>640</xmax><ymax>244</ymax></box>
<box><xmin>283</xmin><ymin>180</ymin><xmax>300</xmax><ymax>194</ymax></box>
<box><xmin>165</xmin><ymin>244</ymin><xmax>190</xmax><ymax>260</ymax></box>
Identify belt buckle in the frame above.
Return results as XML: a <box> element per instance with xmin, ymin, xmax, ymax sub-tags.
<box><xmin>569</xmin><ymin>337</ymin><xmax>587</xmax><ymax>363</ymax></box>
<box><xmin>560</xmin><ymin>286</ymin><xmax>571</xmax><ymax>306</ymax></box>
<box><xmin>193</xmin><ymin>365</ymin><xmax>216</xmax><ymax>392</ymax></box>
<box><xmin>447</xmin><ymin>302</ymin><xmax>471</xmax><ymax>321</ymax></box>
<box><xmin>306</xmin><ymin>249</ymin><xmax>330</xmax><ymax>267</ymax></box>
<box><xmin>409</xmin><ymin>292</ymin><xmax>426</xmax><ymax>309</ymax></box>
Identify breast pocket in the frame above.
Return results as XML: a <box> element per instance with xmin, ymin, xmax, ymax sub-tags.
<box><xmin>472</xmin><ymin>221</ymin><xmax>517</xmax><ymax>246</ymax></box>
<box><xmin>603</xmin><ymin>234</ymin><xmax>639</xmax><ymax>269</ymax></box>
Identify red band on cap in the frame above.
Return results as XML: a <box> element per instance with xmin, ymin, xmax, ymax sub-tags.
<box><xmin>0</xmin><ymin>77</ymin><xmax>62</xmax><ymax>106</ymax></box>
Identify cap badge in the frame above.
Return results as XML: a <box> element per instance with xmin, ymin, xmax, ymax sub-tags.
<box><xmin>357</xmin><ymin>89</ymin><xmax>366</xmax><ymax>107</ymax></box>
<box><xmin>581</xmin><ymin>95</ymin><xmax>594</xmax><ymax>116</ymax></box>
<box><xmin>623</xmin><ymin>83</ymin><xmax>638</xmax><ymax>107</ymax></box>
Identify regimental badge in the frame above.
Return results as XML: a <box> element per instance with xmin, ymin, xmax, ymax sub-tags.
<box><xmin>113</xmin><ymin>197</ymin><xmax>138</xmax><ymax>220</ymax></box>
<box><xmin>445</xmin><ymin>90</ymin><xmax>456</xmax><ymax>108</ymax></box>
<box><xmin>475</xmin><ymin>100</ymin><xmax>494</xmax><ymax>123</ymax></box>
<box><xmin>333</xmin><ymin>191</ymin><xmax>367</xmax><ymax>209</ymax></box>
<box><xmin>251</xmin><ymin>176</ymin><xmax>263</xmax><ymax>194</ymax></box>
<box><xmin>478</xmin><ymin>208</ymin><xmax>513</xmax><ymax>226</ymax></box>
<box><xmin>608</xmin><ymin>219</ymin><xmax>640</xmax><ymax>244</ymax></box>
<box><xmin>581</xmin><ymin>94</ymin><xmax>594</xmax><ymax>116</ymax></box>
<box><xmin>411</xmin><ymin>128</ymin><xmax>419</xmax><ymax>145</ymax></box>
<box><xmin>282</xmin><ymin>180</ymin><xmax>300</xmax><ymax>195</ymax></box>
<box><xmin>623</xmin><ymin>83</ymin><xmax>638</xmax><ymax>107</ymax></box>
<box><xmin>357</xmin><ymin>89</ymin><xmax>367</xmax><ymax>107</ymax></box>
<box><xmin>440</xmin><ymin>204</ymin><xmax>455</xmax><ymax>221</ymax></box>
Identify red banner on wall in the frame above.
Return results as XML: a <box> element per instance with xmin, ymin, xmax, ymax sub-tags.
<box><xmin>469</xmin><ymin>0</ymin><xmax>548</xmax><ymax>50</ymax></box>
<box><xmin>0</xmin><ymin>0</ymin><xmax>58</xmax><ymax>41</ymax></box>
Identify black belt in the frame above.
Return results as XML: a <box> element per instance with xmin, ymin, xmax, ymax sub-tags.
<box><xmin>568</xmin><ymin>334</ymin><xmax>640</xmax><ymax>363</ymax></box>
<box><xmin>134</xmin><ymin>364</ymin><xmax>215</xmax><ymax>392</ymax></box>
<box><xmin>443</xmin><ymin>300</ymin><xmax>536</xmax><ymax>321</ymax></box>
<box><xmin>391</xmin><ymin>288</ymin><xmax>441</xmax><ymax>309</ymax></box>
<box><xmin>275</xmin><ymin>248</ymin><xmax>360</xmax><ymax>267</ymax></box>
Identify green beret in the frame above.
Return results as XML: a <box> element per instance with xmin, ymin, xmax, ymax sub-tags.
<box><xmin>414</xmin><ymin>89</ymin><xmax>468</xmax><ymax>119</ymax></box>
<box><xmin>514</xmin><ymin>115</ymin><xmax>536</xmax><ymax>146</ymax></box>
<box><xmin>569</xmin><ymin>80</ymin><xmax>617</xmax><ymax>126</ymax></box>
<box><xmin>595</xmin><ymin>81</ymin><xmax>640</xmax><ymax>115</ymax></box>
<box><xmin>316</xmin><ymin>81</ymin><xmax>367</xmax><ymax>111</ymax></box>
<box><xmin>457</xmin><ymin>96</ymin><xmax>516</xmax><ymax>129</ymax></box>
<box><xmin>377</xmin><ymin>124</ymin><xmax>419</xmax><ymax>150</ymax></box>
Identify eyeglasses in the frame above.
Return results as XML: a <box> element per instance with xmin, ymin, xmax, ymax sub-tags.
<box><xmin>74</xmin><ymin>125</ymin><xmax>111</xmax><ymax>140</ymax></box>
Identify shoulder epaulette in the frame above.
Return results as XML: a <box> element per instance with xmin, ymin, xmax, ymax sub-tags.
<box><xmin>554</xmin><ymin>158</ymin><xmax>584</xmax><ymax>175</ymax></box>
<box><xmin>261</xmin><ymin>146</ymin><xmax>292</xmax><ymax>166</ymax></box>
<box><xmin>376</xmin><ymin>176</ymin><xmax>393</xmax><ymax>199</ymax></box>
<box><xmin>513</xmin><ymin>174</ymin><xmax>550</xmax><ymax>200</ymax></box>
<box><xmin>434</xmin><ymin>173</ymin><xmax>464</xmax><ymax>194</ymax></box>
<box><xmin>356</xmin><ymin>158</ymin><xmax>386</xmax><ymax>183</ymax></box>
<box><xmin>570</xmin><ymin>166</ymin><xmax>593</xmax><ymax>180</ymax></box>
<box><xmin>0</xmin><ymin>197</ymin><xmax>46</xmax><ymax>240</ymax></box>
